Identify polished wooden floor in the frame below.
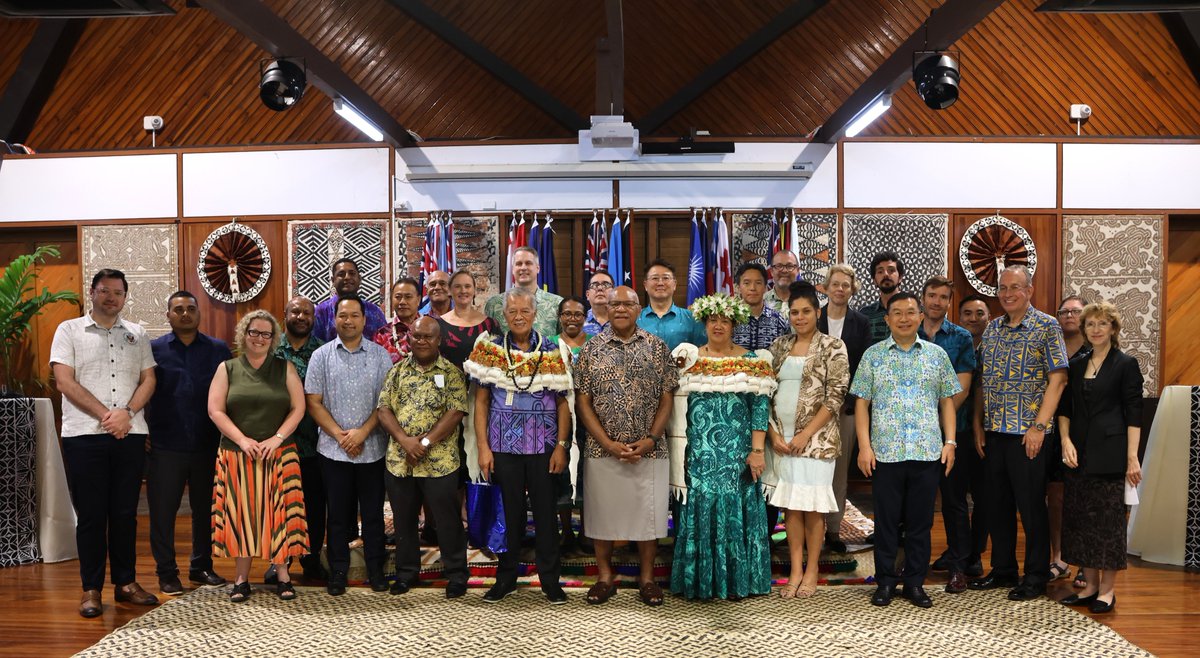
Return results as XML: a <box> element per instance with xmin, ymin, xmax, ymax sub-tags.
<box><xmin>2</xmin><ymin>487</ymin><xmax>1197</xmax><ymax>657</ymax></box>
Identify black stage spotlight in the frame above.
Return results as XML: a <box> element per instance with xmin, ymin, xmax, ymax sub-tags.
<box><xmin>913</xmin><ymin>53</ymin><xmax>960</xmax><ymax>110</ymax></box>
<box><xmin>259</xmin><ymin>59</ymin><xmax>306</xmax><ymax>111</ymax></box>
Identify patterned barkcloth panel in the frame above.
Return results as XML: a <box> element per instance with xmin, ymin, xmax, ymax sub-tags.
<box><xmin>287</xmin><ymin>220</ymin><xmax>389</xmax><ymax>306</ymax></box>
<box><xmin>0</xmin><ymin>398</ymin><xmax>39</xmax><ymax>566</ymax></box>
<box><xmin>393</xmin><ymin>215</ymin><xmax>500</xmax><ymax>292</ymax></box>
<box><xmin>1188</xmin><ymin>387</ymin><xmax>1199</xmax><ymax>570</ymax></box>
<box><xmin>731</xmin><ymin>212</ymin><xmax>839</xmax><ymax>286</ymax></box>
<box><xmin>81</xmin><ymin>224</ymin><xmax>179</xmax><ymax>338</ymax></box>
<box><xmin>843</xmin><ymin>214</ymin><xmax>949</xmax><ymax>309</ymax></box>
<box><xmin>1061</xmin><ymin>215</ymin><xmax>1164</xmax><ymax>397</ymax></box>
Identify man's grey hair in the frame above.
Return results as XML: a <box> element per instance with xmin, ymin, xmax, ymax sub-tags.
<box><xmin>1002</xmin><ymin>264</ymin><xmax>1033</xmax><ymax>286</ymax></box>
<box><xmin>503</xmin><ymin>286</ymin><xmax>536</xmax><ymax>308</ymax></box>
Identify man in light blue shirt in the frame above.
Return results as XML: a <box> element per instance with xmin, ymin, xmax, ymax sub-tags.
<box><xmin>637</xmin><ymin>259</ymin><xmax>706</xmax><ymax>350</ymax></box>
<box><xmin>851</xmin><ymin>292</ymin><xmax>960</xmax><ymax>609</ymax></box>
<box><xmin>305</xmin><ymin>295</ymin><xmax>393</xmax><ymax>596</ymax></box>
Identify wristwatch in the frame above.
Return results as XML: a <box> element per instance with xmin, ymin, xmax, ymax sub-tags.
<box><xmin>123</xmin><ymin>405</ymin><xmax>134</xmax><ymax>415</ymax></box>
<box><xmin>946</xmin><ymin>440</ymin><xmax>958</xmax><ymax>447</ymax></box>
<box><xmin>751</xmin><ymin>448</ymin><xmax>765</xmax><ymax>454</ymax></box>
<box><xmin>420</xmin><ymin>437</ymin><xmax>432</xmax><ymax>448</ymax></box>
<box><xmin>274</xmin><ymin>433</ymin><xmax>285</xmax><ymax>441</ymax></box>
<box><xmin>1033</xmin><ymin>422</ymin><xmax>1047</xmax><ymax>432</ymax></box>
<box><xmin>555</xmin><ymin>440</ymin><xmax>569</xmax><ymax>449</ymax></box>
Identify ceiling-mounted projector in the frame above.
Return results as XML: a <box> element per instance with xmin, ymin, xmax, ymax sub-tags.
<box><xmin>579</xmin><ymin>115</ymin><xmax>639</xmax><ymax>161</ymax></box>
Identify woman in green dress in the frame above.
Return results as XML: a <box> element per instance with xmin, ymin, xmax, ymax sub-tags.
<box><xmin>670</xmin><ymin>294</ymin><xmax>777</xmax><ymax>600</ymax></box>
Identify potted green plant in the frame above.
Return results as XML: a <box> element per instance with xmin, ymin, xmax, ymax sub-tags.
<box><xmin>0</xmin><ymin>245</ymin><xmax>79</xmax><ymax>566</ymax></box>
<box><xmin>0</xmin><ymin>245</ymin><xmax>80</xmax><ymax>396</ymax></box>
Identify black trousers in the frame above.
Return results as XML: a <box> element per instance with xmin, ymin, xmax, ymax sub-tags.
<box><xmin>493</xmin><ymin>451</ymin><xmax>560</xmax><ymax>589</ymax></box>
<box><xmin>299</xmin><ymin>455</ymin><xmax>327</xmax><ymax>558</ymax></box>
<box><xmin>146</xmin><ymin>447</ymin><xmax>216</xmax><ymax>579</ymax></box>
<box><xmin>61</xmin><ymin>433</ymin><xmax>146</xmax><ymax>591</ymax></box>
<box><xmin>872</xmin><ymin>459</ymin><xmax>941</xmax><ymax>589</ymax></box>
<box><xmin>385</xmin><ymin>470</ymin><xmax>468</xmax><ymax>587</ymax></box>
<box><xmin>321</xmin><ymin>456</ymin><xmax>386</xmax><ymax>575</ymax></box>
<box><xmin>938</xmin><ymin>429</ymin><xmax>988</xmax><ymax>572</ymax></box>
<box><xmin>984</xmin><ymin>431</ymin><xmax>1050</xmax><ymax>586</ymax></box>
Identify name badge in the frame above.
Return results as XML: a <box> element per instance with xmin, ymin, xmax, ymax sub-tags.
<box><xmin>434</xmin><ymin>374</ymin><xmax>445</xmax><ymax>388</ymax></box>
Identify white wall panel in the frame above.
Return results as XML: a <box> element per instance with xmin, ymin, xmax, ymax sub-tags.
<box><xmin>393</xmin><ymin>179</ymin><xmax>614</xmax><ymax>212</ymax></box>
<box><xmin>183</xmin><ymin>148</ymin><xmax>390</xmax><ymax>217</ymax></box>
<box><xmin>843</xmin><ymin>142</ymin><xmax>1058</xmax><ymax>209</ymax></box>
<box><xmin>0</xmin><ymin>154</ymin><xmax>177</xmax><ymax>222</ymax></box>
<box><xmin>1063</xmin><ymin>143</ymin><xmax>1200</xmax><ymax>209</ymax></box>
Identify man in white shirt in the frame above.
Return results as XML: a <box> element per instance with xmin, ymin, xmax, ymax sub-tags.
<box><xmin>50</xmin><ymin>268</ymin><xmax>159</xmax><ymax>618</ymax></box>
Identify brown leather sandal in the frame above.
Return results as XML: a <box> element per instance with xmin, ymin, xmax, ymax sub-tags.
<box><xmin>585</xmin><ymin>580</ymin><xmax>617</xmax><ymax>605</ymax></box>
<box><xmin>638</xmin><ymin>581</ymin><xmax>664</xmax><ymax>607</ymax></box>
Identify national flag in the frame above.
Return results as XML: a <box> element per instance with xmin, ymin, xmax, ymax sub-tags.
<box><xmin>705</xmin><ymin>209</ymin><xmax>718</xmax><ymax>295</ymax></box>
<box><xmin>540</xmin><ymin>213</ymin><xmax>558</xmax><ymax>293</ymax></box>
<box><xmin>769</xmin><ymin>209</ymin><xmax>781</xmax><ymax>256</ymax></box>
<box><xmin>598</xmin><ymin>209</ymin><xmax>608</xmax><ymax>273</ymax></box>
<box><xmin>623</xmin><ymin>209</ymin><xmax>635</xmax><ymax>288</ymax></box>
<box><xmin>444</xmin><ymin>212</ymin><xmax>457</xmax><ymax>272</ymax></box>
<box><xmin>787</xmin><ymin>209</ymin><xmax>800</xmax><ymax>270</ymax></box>
<box><xmin>504</xmin><ymin>211</ymin><xmax>517</xmax><ymax>290</ymax></box>
<box><xmin>584</xmin><ymin>210</ymin><xmax>601</xmax><ymax>284</ymax></box>
<box><xmin>419</xmin><ymin>214</ymin><xmax>441</xmax><ymax>307</ymax></box>
<box><xmin>607</xmin><ymin>209</ymin><xmax>624</xmax><ymax>286</ymax></box>
<box><xmin>715</xmin><ymin>209</ymin><xmax>734</xmax><ymax>294</ymax></box>
<box><xmin>687</xmin><ymin>209</ymin><xmax>706</xmax><ymax>304</ymax></box>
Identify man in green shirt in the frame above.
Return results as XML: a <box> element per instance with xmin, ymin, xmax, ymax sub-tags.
<box><xmin>485</xmin><ymin>245</ymin><xmax>562</xmax><ymax>336</ymax></box>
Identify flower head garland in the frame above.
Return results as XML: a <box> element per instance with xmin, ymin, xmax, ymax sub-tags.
<box><xmin>690</xmin><ymin>293</ymin><xmax>752</xmax><ymax>325</ymax></box>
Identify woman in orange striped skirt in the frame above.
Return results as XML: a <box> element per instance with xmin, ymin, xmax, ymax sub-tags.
<box><xmin>208</xmin><ymin>310</ymin><xmax>308</xmax><ymax>602</ymax></box>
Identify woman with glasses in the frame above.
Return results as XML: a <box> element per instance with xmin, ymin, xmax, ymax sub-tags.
<box><xmin>1056</xmin><ymin>302</ymin><xmax>1143</xmax><ymax>614</ymax></box>
<box><xmin>438</xmin><ymin>269</ymin><xmax>499</xmax><ymax>370</ymax></box>
<box><xmin>1050</xmin><ymin>295</ymin><xmax>1090</xmax><ymax>586</ymax></box>
<box><xmin>551</xmin><ymin>296</ymin><xmax>591</xmax><ymax>552</ymax></box>
<box><xmin>208</xmin><ymin>310</ymin><xmax>308</xmax><ymax>602</ymax></box>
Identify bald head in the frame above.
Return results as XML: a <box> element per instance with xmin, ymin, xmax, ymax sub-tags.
<box><xmin>608</xmin><ymin>286</ymin><xmax>640</xmax><ymax>336</ymax></box>
<box><xmin>410</xmin><ymin>315</ymin><xmax>442</xmax><ymax>365</ymax></box>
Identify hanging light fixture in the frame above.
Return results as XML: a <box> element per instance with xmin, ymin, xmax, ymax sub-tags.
<box><xmin>913</xmin><ymin>52</ymin><xmax>960</xmax><ymax>110</ymax></box>
<box><xmin>259</xmin><ymin>59</ymin><xmax>306</xmax><ymax>111</ymax></box>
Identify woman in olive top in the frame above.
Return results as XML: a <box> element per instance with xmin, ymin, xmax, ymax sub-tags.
<box><xmin>208</xmin><ymin>310</ymin><xmax>308</xmax><ymax>602</ymax></box>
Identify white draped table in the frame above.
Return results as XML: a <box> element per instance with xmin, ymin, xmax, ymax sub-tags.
<box><xmin>1127</xmin><ymin>385</ymin><xmax>1197</xmax><ymax>568</ymax></box>
<box><xmin>34</xmin><ymin>398</ymin><xmax>77</xmax><ymax>562</ymax></box>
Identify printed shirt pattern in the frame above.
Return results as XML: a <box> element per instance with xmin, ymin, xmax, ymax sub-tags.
<box><xmin>377</xmin><ymin>355</ymin><xmax>469</xmax><ymax>478</ymax></box>
<box><xmin>979</xmin><ymin>307</ymin><xmax>1069</xmax><ymax>434</ymax></box>
<box><xmin>732</xmin><ymin>304</ymin><xmax>792</xmax><ymax>351</ymax></box>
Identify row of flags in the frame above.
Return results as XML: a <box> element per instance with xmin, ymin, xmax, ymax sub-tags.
<box><xmin>687</xmin><ymin>208</ymin><xmax>733</xmax><ymax>304</ymax></box>
<box><xmin>583</xmin><ymin>209</ymin><xmax>636</xmax><ymax>289</ymax></box>
<box><xmin>771</xmin><ymin>208</ymin><xmax>801</xmax><ymax>257</ymax></box>
<box><xmin>419</xmin><ymin>211</ymin><xmax>456</xmax><ymax>303</ymax></box>
<box><xmin>504</xmin><ymin>211</ymin><xmax>559</xmax><ymax>294</ymax></box>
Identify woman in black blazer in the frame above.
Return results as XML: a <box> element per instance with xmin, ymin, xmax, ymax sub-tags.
<box><xmin>816</xmin><ymin>264</ymin><xmax>871</xmax><ymax>552</ymax></box>
<box><xmin>1055</xmin><ymin>302</ymin><xmax>1143</xmax><ymax>614</ymax></box>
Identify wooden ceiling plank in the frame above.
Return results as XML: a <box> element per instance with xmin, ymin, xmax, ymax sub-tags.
<box><xmin>0</xmin><ymin>18</ymin><xmax>86</xmax><ymax>143</ymax></box>
<box><xmin>195</xmin><ymin>0</ymin><xmax>414</xmax><ymax>147</ymax></box>
<box><xmin>635</xmin><ymin>0</ymin><xmax>829</xmax><ymax>133</ymax></box>
<box><xmin>383</xmin><ymin>0</ymin><xmax>587</xmax><ymax>131</ymax></box>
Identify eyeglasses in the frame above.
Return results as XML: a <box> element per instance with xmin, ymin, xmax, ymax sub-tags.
<box><xmin>772</xmin><ymin>263</ymin><xmax>798</xmax><ymax>271</ymax></box>
<box><xmin>1057</xmin><ymin>309</ymin><xmax>1083</xmax><ymax>317</ymax></box>
<box><xmin>588</xmin><ymin>281</ymin><xmax>614</xmax><ymax>291</ymax></box>
<box><xmin>610</xmin><ymin>301</ymin><xmax>639</xmax><ymax>309</ymax></box>
<box><xmin>559</xmin><ymin>311</ymin><xmax>586</xmax><ymax>319</ymax></box>
<box><xmin>93</xmin><ymin>287</ymin><xmax>126</xmax><ymax>298</ymax></box>
<box><xmin>247</xmin><ymin>329</ymin><xmax>274</xmax><ymax>339</ymax></box>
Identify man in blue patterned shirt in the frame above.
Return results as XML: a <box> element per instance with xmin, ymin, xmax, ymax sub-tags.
<box><xmin>851</xmin><ymin>292</ymin><xmax>961</xmax><ymax>609</ymax></box>
<box><xmin>732</xmin><ymin>263</ymin><xmax>791</xmax><ymax>351</ymax></box>
<box><xmin>969</xmin><ymin>265</ymin><xmax>1068</xmax><ymax>601</ymax></box>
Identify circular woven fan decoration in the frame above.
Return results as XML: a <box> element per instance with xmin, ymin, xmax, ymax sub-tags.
<box><xmin>197</xmin><ymin>221</ymin><xmax>271</xmax><ymax>304</ymax></box>
<box><xmin>958</xmin><ymin>216</ymin><xmax>1037</xmax><ymax>297</ymax></box>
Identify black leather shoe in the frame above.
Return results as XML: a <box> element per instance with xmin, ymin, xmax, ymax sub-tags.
<box><xmin>967</xmin><ymin>572</ymin><xmax>1019</xmax><ymax>590</ymax></box>
<box><xmin>1007</xmin><ymin>583</ymin><xmax>1045</xmax><ymax>601</ymax></box>
<box><xmin>870</xmin><ymin>584</ymin><xmax>895</xmax><ymax>607</ymax></box>
<box><xmin>446</xmin><ymin>582</ymin><xmax>468</xmax><ymax>599</ymax></box>
<box><xmin>1089</xmin><ymin>595</ymin><xmax>1116</xmax><ymax>613</ymax></box>
<box><xmin>1060</xmin><ymin>592</ymin><xmax>1099</xmax><ymax>607</ymax></box>
<box><xmin>945</xmin><ymin>572</ymin><xmax>968</xmax><ymax>594</ymax></box>
<box><xmin>263</xmin><ymin>564</ymin><xmax>278</xmax><ymax>585</ymax></box>
<box><xmin>389</xmin><ymin>580</ymin><xmax>411</xmax><ymax>596</ymax></box>
<box><xmin>965</xmin><ymin>558</ymin><xmax>984</xmax><ymax>578</ymax></box>
<box><xmin>824</xmin><ymin>534</ymin><xmax>848</xmax><ymax>554</ymax></box>
<box><xmin>368</xmin><ymin>568</ymin><xmax>388</xmax><ymax>593</ymax></box>
<box><xmin>903</xmin><ymin>585</ymin><xmax>933</xmax><ymax>608</ymax></box>
<box><xmin>930</xmin><ymin>553</ymin><xmax>951</xmax><ymax>572</ymax></box>
<box><xmin>159</xmin><ymin>577</ymin><xmax>184</xmax><ymax>596</ymax></box>
<box><xmin>327</xmin><ymin>571</ymin><xmax>347</xmax><ymax>596</ymax></box>
<box><xmin>864</xmin><ymin>533</ymin><xmax>875</xmax><ymax>545</ymax></box>
<box><xmin>299</xmin><ymin>554</ymin><xmax>327</xmax><ymax>581</ymax></box>
<box><xmin>544</xmin><ymin>586</ymin><xmax>568</xmax><ymax>605</ymax></box>
<box><xmin>189</xmin><ymin>570</ymin><xmax>226</xmax><ymax>586</ymax></box>
<box><xmin>482</xmin><ymin>582</ymin><xmax>517</xmax><ymax>603</ymax></box>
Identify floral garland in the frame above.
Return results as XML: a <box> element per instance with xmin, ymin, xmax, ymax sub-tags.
<box><xmin>690</xmin><ymin>293</ymin><xmax>752</xmax><ymax>324</ymax></box>
<box><xmin>678</xmin><ymin>354</ymin><xmax>777</xmax><ymax>396</ymax></box>
<box><xmin>463</xmin><ymin>332</ymin><xmax>572</xmax><ymax>393</ymax></box>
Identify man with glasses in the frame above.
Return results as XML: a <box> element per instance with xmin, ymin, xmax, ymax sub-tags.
<box><xmin>485</xmin><ymin>246</ymin><xmax>563</xmax><ymax>336</ymax></box>
<box><xmin>313</xmin><ymin>258</ymin><xmax>387</xmax><ymax>342</ymax></box>
<box><xmin>732</xmin><ymin>263</ymin><xmax>791</xmax><ymax>351</ymax></box>
<box><xmin>861</xmin><ymin>252</ymin><xmax>905</xmax><ymax>346</ymax></box>
<box><xmin>418</xmin><ymin>270</ymin><xmax>452</xmax><ymax>318</ymax></box>
<box><xmin>583</xmin><ymin>271</ymin><xmax>615</xmax><ymax>336</ymax></box>
<box><xmin>969</xmin><ymin>266</ymin><xmax>1068</xmax><ymax>602</ymax></box>
<box><xmin>50</xmin><ymin>269</ymin><xmax>160</xmax><ymax>617</ymax></box>
<box><xmin>852</xmin><ymin>292</ymin><xmax>961</xmax><ymax>609</ymax></box>
<box><xmin>637</xmin><ymin>259</ymin><xmax>705</xmax><ymax>350</ymax></box>
<box><xmin>764</xmin><ymin>250</ymin><xmax>801</xmax><ymax>314</ymax></box>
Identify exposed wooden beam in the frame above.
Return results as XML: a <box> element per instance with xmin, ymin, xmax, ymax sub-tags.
<box><xmin>1163</xmin><ymin>12</ymin><xmax>1200</xmax><ymax>87</ymax></box>
<box><xmin>195</xmin><ymin>0</ymin><xmax>415</xmax><ymax>148</ymax></box>
<box><xmin>0</xmin><ymin>19</ymin><xmax>86</xmax><ymax>144</ymax></box>
<box><xmin>813</xmin><ymin>0</ymin><xmax>1005</xmax><ymax>144</ymax></box>
<box><xmin>383</xmin><ymin>0</ymin><xmax>587</xmax><ymax>132</ymax></box>
<box><xmin>635</xmin><ymin>0</ymin><xmax>827</xmax><ymax>134</ymax></box>
<box><xmin>595</xmin><ymin>0</ymin><xmax>624</xmax><ymax>116</ymax></box>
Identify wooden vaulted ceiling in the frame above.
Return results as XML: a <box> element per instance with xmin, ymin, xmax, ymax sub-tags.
<box><xmin>1</xmin><ymin>0</ymin><xmax>1199</xmax><ymax>152</ymax></box>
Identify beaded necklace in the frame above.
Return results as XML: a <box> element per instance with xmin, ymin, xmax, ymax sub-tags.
<box><xmin>504</xmin><ymin>331</ymin><xmax>544</xmax><ymax>391</ymax></box>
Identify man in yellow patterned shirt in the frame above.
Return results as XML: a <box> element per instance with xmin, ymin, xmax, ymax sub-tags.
<box><xmin>377</xmin><ymin>316</ymin><xmax>470</xmax><ymax>599</ymax></box>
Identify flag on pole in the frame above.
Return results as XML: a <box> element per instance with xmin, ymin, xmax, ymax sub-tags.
<box><xmin>769</xmin><ymin>209</ymin><xmax>781</xmax><ymax>256</ymax></box>
<box><xmin>687</xmin><ymin>209</ymin><xmax>706</xmax><ymax>304</ymax></box>
<box><xmin>584</xmin><ymin>210</ymin><xmax>601</xmax><ymax>285</ymax></box>
<box><xmin>705</xmin><ymin>209</ymin><xmax>718</xmax><ymax>295</ymax></box>
<box><xmin>528</xmin><ymin>214</ymin><xmax>542</xmax><ymax>273</ymax></box>
<box><xmin>623</xmin><ymin>209</ymin><xmax>635</xmax><ymax>288</ymax></box>
<box><xmin>607</xmin><ymin>210</ymin><xmax>624</xmax><ymax>286</ymax></box>
<box><xmin>787</xmin><ymin>208</ymin><xmax>800</xmax><ymax>268</ymax></box>
<box><xmin>419</xmin><ymin>214</ymin><xmax>441</xmax><ymax>307</ymax></box>
<box><xmin>715</xmin><ymin>209</ymin><xmax>734</xmax><ymax>294</ymax></box>
<box><xmin>539</xmin><ymin>212</ymin><xmax>558</xmax><ymax>293</ymax></box>
<box><xmin>444</xmin><ymin>212</ymin><xmax>457</xmax><ymax>273</ymax></box>
<box><xmin>504</xmin><ymin>211</ymin><xmax>517</xmax><ymax>291</ymax></box>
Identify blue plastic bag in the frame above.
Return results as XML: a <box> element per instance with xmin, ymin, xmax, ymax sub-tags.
<box><xmin>465</xmin><ymin>481</ymin><xmax>507</xmax><ymax>553</ymax></box>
